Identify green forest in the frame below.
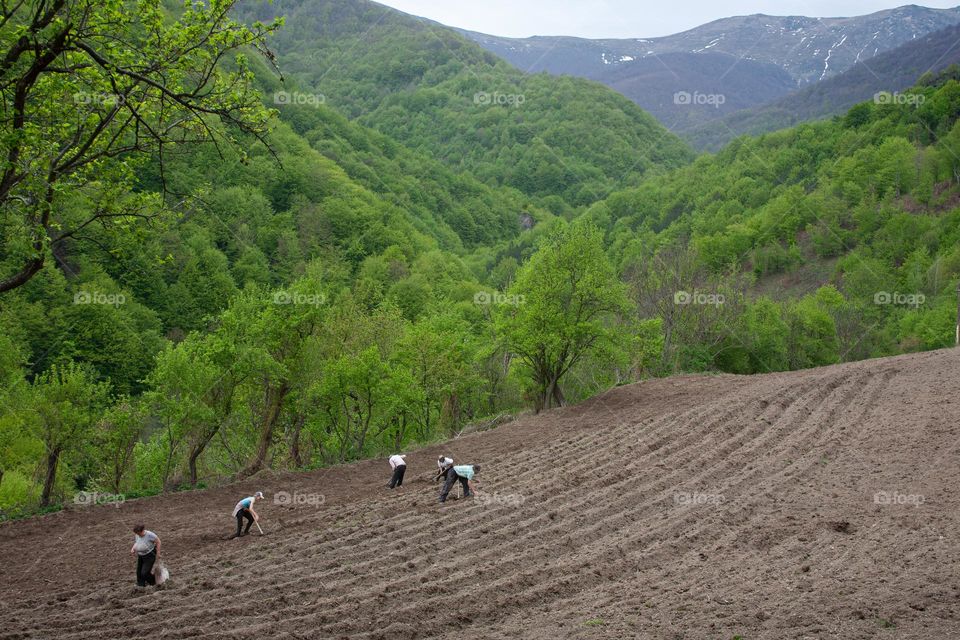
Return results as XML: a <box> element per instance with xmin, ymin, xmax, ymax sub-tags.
<box><xmin>0</xmin><ymin>0</ymin><xmax>957</xmax><ymax>516</ymax></box>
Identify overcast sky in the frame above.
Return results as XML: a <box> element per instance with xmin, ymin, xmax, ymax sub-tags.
<box><xmin>375</xmin><ymin>1</ymin><xmax>960</xmax><ymax>38</ymax></box>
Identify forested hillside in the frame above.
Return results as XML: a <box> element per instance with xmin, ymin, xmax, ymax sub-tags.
<box><xmin>586</xmin><ymin>70</ymin><xmax>960</xmax><ymax>372</ymax></box>
<box><xmin>233</xmin><ymin>0</ymin><xmax>694</xmax><ymax>207</ymax></box>
<box><xmin>0</xmin><ymin>0</ymin><xmax>957</xmax><ymax>517</ymax></box>
<box><xmin>0</xmin><ymin>0</ymin><xmax>554</xmax><ymax>512</ymax></box>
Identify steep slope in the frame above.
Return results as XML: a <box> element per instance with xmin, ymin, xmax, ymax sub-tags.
<box><xmin>581</xmin><ymin>74</ymin><xmax>960</xmax><ymax>372</ymax></box>
<box><xmin>685</xmin><ymin>22</ymin><xmax>960</xmax><ymax>150</ymax></box>
<box><xmin>2</xmin><ymin>348</ymin><xmax>959</xmax><ymax>638</ymax></box>
<box><xmin>264</xmin><ymin>94</ymin><xmax>533</xmax><ymax>248</ymax></box>
<box><xmin>460</xmin><ymin>5</ymin><xmax>960</xmax><ymax>130</ymax></box>
<box><xmin>233</xmin><ymin>0</ymin><xmax>694</xmax><ymax>208</ymax></box>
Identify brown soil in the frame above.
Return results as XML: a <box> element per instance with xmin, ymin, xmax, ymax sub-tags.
<box><xmin>2</xmin><ymin>349</ymin><xmax>959</xmax><ymax>639</ymax></box>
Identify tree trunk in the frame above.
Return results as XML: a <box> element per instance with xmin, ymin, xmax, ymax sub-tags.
<box><xmin>0</xmin><ymin>190</ymin><xmax>53</xmax><ymax>293</ymax></box>
<box><xmin>187</xmin><ymin>446</ymin><xmax>202</xmax><ymax>487</ymax></box>
<box><xmin>187</xmin><ymin>424</ymin><xmax>221</xmax><ymax>487</ymax></box>
<box><xmin>0</xmin><ymin>255</ymin><xmax>45</xmax><ymax>293</ymax></box>
<box><xmin>355</xmin><ymin>391</ymin><xmax>374</xmax><ymax>454</ymax></box>
<box><xmin>188</xmin><ymin>453</ymin><xmax>199</xmax><ymax>487</ymax></box>
<box><xmin>661</xmin><ymin>321</ymin><xmax>675</xmax><ymax>372</ymax></box>
<box><xmin>164</xmin><ymin>472</ymin><xmax>183</xmax><ymax>492</ymax></box>
<box><xmin>160</xmin><ymin>418</ymin><xmax>181</xmax><ymax>491</ymax></box>
<box><xmin>241</xmin><ymin>382</ymin><xmax>288</xmax><ymax>478</ymax></box>
<box><xmin>441</xmin><ymin>393</ymin><xmax>460</xmax><ymax>436</ymax></box>
<box><xmin>111</xmin><ymin>437</ymin><xmax>137</xmax><ymax>494</ymax></box>
<box><xmin>40</xmin><ymin>447</ymin><xmax>61</xmax><ymax>507</ymax></box>
<box><xmin>290</xmin><ymin>413</ymin><xmax>306</xmax><ymax>468</ymax></box>
<box><xmin>393</xmin><ymin>412</ymin><xmax>407</xmax><ymax>450</ymax></box>
<box><xmin>534</xmin><ymin>387</ymin><xmax>547</xmax><ymax>414</ymax></box>
<box><xmin>550</xmin><ymin>378</ymin><xmax>565</xmax><ymax>407</ymax></box>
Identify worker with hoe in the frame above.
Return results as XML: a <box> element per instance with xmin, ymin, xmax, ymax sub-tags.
<box><xmin>231</xmin><ymin>491</ymin><xmax>263</xmax><ymax>538</ymax></box>
<box><xmin>439</xmin><ymin>463</ymin><xmax>480</xmax><ymax>503</ymax></box>
<box><xmin>435</xmin><ymin>455</ymin><xmax>454</xmax><ymax>481</ymax></box>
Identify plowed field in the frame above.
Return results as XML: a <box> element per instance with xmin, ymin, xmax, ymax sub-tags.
<box><xmin>2</xmin><ymin>349</ymin><xmax>959</xmax><ymax>639</ymax></box>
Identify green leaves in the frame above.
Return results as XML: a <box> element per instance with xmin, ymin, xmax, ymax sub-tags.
<box><xmin>24</xmin><ymin>362</ymin><xmax>111</xmax><ymax>505</ymax></box>
<box><xmin>231</xmin><ymin>0</ymin><xmax>692</xmax><ymax>208</ymax></box>
<box><xmin>0</xmin><ymin>0</ymin><xmax>282</xmax><ymax>292</ymax></box>
<box><xmin>498</xmin><ymin>222</ymin><xmax>631</xmax><ymax>412</ymax></box>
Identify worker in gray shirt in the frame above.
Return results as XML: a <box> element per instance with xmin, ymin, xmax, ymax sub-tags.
<box><xmin>130</xmin><ymin>524</ymin><xmax>161</xmax><ymax>587</ymax></box>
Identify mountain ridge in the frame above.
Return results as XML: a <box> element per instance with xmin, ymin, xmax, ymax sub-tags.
<box><xmin>684</xmin><ymin>22</ymin><xmax>960</xmax><ymax>150</ymax></box>
<box><xmin>458</xmin><ymin>5</ymin><xmax>960</xmax><ymax>84</ymax></box>
<box><xmin>456</xmin><ymin>5</ymin><xmax>960</xmax><ymax>132</ymax></box>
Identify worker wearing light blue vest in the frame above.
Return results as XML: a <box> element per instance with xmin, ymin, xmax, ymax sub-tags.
<box><xmin>439</xmin><ymin>464</ymin><xmax>480</xmax><ymax>503</ymax></box>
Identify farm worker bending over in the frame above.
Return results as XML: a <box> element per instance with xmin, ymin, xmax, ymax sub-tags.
<box><xmin>232</xmin><ymin>491</ymin><xmax>263</xmax><ymax>538</ymax></box>
<box><xmin>130</xmin><ymin>524</ymin><xmax>161</xmax><ymax>587</ymax></box>
<box><xmin>435</xmin><ymin>455</ymin><xmax>454</xmax><ymax>481</ymax></box>
<box><xmin>387</xmin><ymin>454</ymin><xmax>407</xmax><ymax>488</ymax></box>
<box><xmin>439</xmin><ymin>464</ymin><xmax>480</xmax><ymax>503</ymax></box>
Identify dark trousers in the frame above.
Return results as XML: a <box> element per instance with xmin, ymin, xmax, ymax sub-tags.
<box><xmin>136</xmin><ymin>549</ymin><xmax>157</xmax><ymax>587</ymax></box>
<box><xmin>236</xmin><ymin>508</ymin><xmax>254</xmax><ymax>536</ymax></box>
<box><xmin>388</xmin><ymin>464</ymin><xmax>406</xmax><ymax>488</ymax></box>
<box><xmin>439</xmin><ymin>468</ymin><xmax>470</xmax><ymax>502</ymax></box>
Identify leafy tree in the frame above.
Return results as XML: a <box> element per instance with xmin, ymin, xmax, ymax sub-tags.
<box><xmin>738</xmin><ymin>298</ymin><xmax>789</xmax><ymax>373</ymax></box>
<box><xmin>786</xmin><ymin>292</ymin><xmax>841</xmax><ymax>370</ymax></box>
<box><xmin>310</xmin><ymin>346</ymin><xmax>404</xmax><ymax>462</ymax></box>
<box><xmin>499</xmin><ymin>223</ymin><xmax>630</xmax><ymax>412</ymax></box>
<box><xmin>94</xmin><ymin>400</ymin><xmax>144</xmax><ymax>494</ymax></box>
<box><xmin>396</xmin><ymin>310</ymin><xmax>480</xmax><ymax>438</ymax></box>
<box><xmin>27</xmin><ymin>362</ymin><xmax>110</xmax><ymax>506</ymax></box>
<box><xmin>0</xmin><ymin>333</ymin><xmax>31</xmax><ymax>492</ymax></box>
<box><xmin>143</xmin><ymin>340</ymin><xmax>220</xmax><ymax>489</ymax></box>
<box><xmin>0</xmin><ymin>0</ymin><xmax>280</xmax><ymax>292</ymax></box>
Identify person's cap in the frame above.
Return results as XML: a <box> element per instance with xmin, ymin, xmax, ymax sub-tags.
<box><xmin>254</xmin><ymin>491</ymin><xmax>264</xmax><ymax>499</ymax></box>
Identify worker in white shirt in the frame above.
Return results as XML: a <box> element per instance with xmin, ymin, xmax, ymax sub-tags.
<box><xmin>434</xmin><ymin>455</ymin><xmax>454</xmax><ymax>482</ymax></box>
<box><xmin>387</xmin><ymin>454</ymin><xmax>407</xmax><ymax>488</ymax></box>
